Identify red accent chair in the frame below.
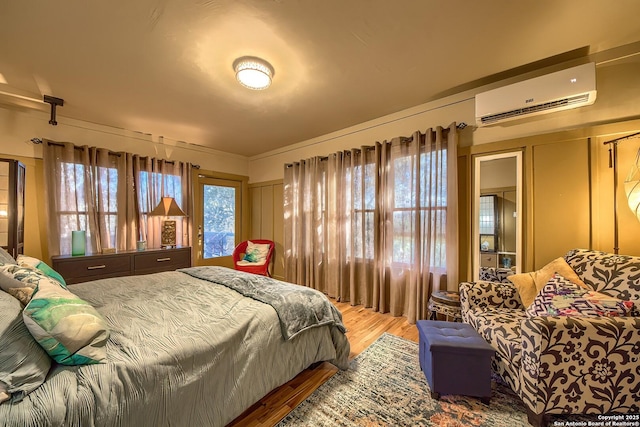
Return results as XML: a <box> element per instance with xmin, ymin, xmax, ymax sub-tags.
<box><xmin>232</xmin><ymin>239</ymin><xmax>275</xmax><ymax>277</ymax></box>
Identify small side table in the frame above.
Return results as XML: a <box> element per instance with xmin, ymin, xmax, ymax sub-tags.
<box><xmin>428</xmin><ymin>291</ymin><xmax>462</xmax><ymax>322</ymax></box>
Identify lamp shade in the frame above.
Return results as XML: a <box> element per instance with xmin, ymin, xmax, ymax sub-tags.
<box><xmin>149</xmin><ymin>197</ymin><xmax>186</xmax><ymax>217</ymax></box>
<box><xmin>625</xmin><ymin>148</ymin><xmax>640</xmax><ymax>222</ymax></box>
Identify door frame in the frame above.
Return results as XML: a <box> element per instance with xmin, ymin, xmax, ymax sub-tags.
<box><xmin>192</xmin><ymin>169</ymin><xmax>249</xmax><ymax>267</ymax></box>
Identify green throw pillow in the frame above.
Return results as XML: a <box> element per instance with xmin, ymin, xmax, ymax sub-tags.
<box><xmin>22</xmin><ymin>277</ymin><xmax>110</xmax><ymax>365</ymax></box>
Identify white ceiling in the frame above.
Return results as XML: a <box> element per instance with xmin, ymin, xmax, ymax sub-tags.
<box><xmin>1</xmin><ymin>0</ymin><xmax>640</xmax><ymax>157</ymax></box>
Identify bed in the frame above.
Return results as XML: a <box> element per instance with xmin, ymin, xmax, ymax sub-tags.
<box><xmin>0</xmin><ymin>265</ymin><xmax>350</xmax><ymax>427</ymax></box>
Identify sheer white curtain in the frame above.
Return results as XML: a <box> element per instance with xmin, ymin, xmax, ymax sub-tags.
<box><xmin>43</xmin><ymin>141</ymin><xmax>193</xmax><ymax>256</ymax></box>
<box><xmin>284</xmin><ymin>124</ymin><xmax>458</xmax><ymax>323</ymax></box>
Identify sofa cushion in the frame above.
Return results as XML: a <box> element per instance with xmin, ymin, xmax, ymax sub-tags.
<box><xmin>507</xmin><ymin>257</ymin><xmax>589</xmax><ymax>307</ymax></box>
<box><xmin>465</xmin><ymin>308</ymin><xmax>526</xmax><ymax>368</ymax></box>
<box><xmin>527</xmin><ymin>274</ymin><xmax>634</xmax><ymax>318</ymax></box>
<box><xmin>565</xmin><ymin>249</ymin><xmax>640</xmax><ymax>316</ymax></box>
<box><xmin>465</xmin><ymin>308</ymin><xmax>526</xmax><ymax>393</ymax></box>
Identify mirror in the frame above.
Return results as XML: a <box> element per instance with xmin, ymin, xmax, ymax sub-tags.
<box><xmin>473</xmin><ymin>152</ymin><xmax>522</xmax><ymax>281</ymax></box>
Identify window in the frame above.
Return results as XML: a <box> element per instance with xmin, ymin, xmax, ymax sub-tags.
<box><xmin>478</xmin><ymin>195</ymin><xmax>497</xmax><ymax>235</ymax></box>
<box><xmin>138</xmin><ymin>170</ymin><xmax>183</xmax><ymax>229</ymax></box>
<box><xmin>58</xmin><ymin>162</ymin><xmax>118</xmax><ymax>251</ymax></box>
<box><xmin>46</xmin><ymin>141</ymin><xmax>192</xmax><ymax>255</ymax></box>
<box><xmin>350</xmin><ymin>162</ymin><xmax>375</xmax><ymax>260</ymax></box>
<box><xmin>345</xmin><ymin>149</ymin><xmax>447</xmax><ymax>267</ymax></box>
<box><xmin>391</xmin><ymin>150</ymin><xmax>447</xmax><ymax>267</ymax></box>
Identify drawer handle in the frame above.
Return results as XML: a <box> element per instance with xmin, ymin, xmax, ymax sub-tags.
<box><xmin>87</xmin><ymin>265</ymin><xmax>106</xmax><ymax>270</ymax></box>
<box><xmin>156</xmin><ymin>257</ymin><xmax>171</xmax><ymax>262</ymax></box>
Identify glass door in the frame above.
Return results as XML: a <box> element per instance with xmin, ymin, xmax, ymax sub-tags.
<box><xmin>195</xmin><ymin>176</ymin><xmax>242</xmax><ymax>267</ymax></box>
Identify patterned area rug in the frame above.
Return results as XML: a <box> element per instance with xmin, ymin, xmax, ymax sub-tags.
<box><xmin>277</xmin><ymin>333</ymin><xmax>593</xmax><ymax>426</ymax></box>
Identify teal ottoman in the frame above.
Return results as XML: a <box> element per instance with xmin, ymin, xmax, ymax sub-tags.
<box><xmin>417</xmin><ymin>320</ymin><xmax>495</xmax><ymax>404</ymax></box>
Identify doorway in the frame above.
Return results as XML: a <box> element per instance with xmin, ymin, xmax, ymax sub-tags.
<box><xmin>194</xmin><ymin>173</ymin><xmax>248</xmax><ymax>267</ymax></box>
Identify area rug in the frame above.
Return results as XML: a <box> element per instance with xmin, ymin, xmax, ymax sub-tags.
<box><xmin>277</xmin><ymin>333</ymin><xmax>592</xmax><ymax>426</ymax></box>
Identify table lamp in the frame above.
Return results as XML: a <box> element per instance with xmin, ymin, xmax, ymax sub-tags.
<box><xmin>149</xmin><ymin>196</ymin><xmax>187</xmax><ymax>248</ymax></box>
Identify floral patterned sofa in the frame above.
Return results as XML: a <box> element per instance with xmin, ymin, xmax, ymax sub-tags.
<box><xmin>460</xmin><ymin>249</ymin><xmax>640</xmax><ymax>426</ymax></box>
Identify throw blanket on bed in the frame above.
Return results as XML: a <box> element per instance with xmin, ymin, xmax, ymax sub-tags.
<box><xmin>179</xmin><ymin>266</ymin><xmax>346</xmax><ymax>340</ymax></box>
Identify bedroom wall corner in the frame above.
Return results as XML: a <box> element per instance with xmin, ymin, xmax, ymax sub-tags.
<box><xmin>248</xmin><ymin>180</ymin><xmax>284</xmax><ymax>280</ymax></box>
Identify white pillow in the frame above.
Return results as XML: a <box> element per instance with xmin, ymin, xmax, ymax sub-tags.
<box><xmin>241</xmin><ymin>241</ymin><xmax>270</xmax><ymax>265</ymax></box>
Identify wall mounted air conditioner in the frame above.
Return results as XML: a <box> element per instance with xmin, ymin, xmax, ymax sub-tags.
<box><xmin>475</xmin><ymin>62</ymin><xmax>597</xmax><ymax>126</ymax></box>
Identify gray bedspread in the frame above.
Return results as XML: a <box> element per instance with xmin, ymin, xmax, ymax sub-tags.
<box><xmin>180</xmin><ymin>266</ymin><xmax>346</xmax><ymax>340</ymax></box>
<box><xmin>0</xmin><ymin>269</ymin><xmax>350</xmax><ymax>427</ymax></box>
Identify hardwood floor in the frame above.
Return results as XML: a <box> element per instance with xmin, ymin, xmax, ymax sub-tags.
<box><xmin>227</xmin><ymin>299</ymin><xmax>419</xmax><ymax>427</ymax></box>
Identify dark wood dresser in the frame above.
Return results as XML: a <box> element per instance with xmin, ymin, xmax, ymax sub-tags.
<box><xmin>52</xmin><ymin>247</ymin><xmax>191</xmax><ymax>285</ymax></box>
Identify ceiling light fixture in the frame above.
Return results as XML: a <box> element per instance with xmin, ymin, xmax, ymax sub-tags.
<box><xmin>233</xmin><ymin>56</ymin><xmax>274</xmax><ymax>90</ymax></box>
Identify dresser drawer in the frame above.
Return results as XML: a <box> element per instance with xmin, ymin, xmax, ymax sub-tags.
<box><xmin>53</xmin><ymin>247</ymin><xmax>191</xmax><ymax>284</ymax></box>
<box><xmin>53</xmin><ymin>254</ymin><xmax>132</xmax><ymax>284</ymax></box>
<box><xmin>133</xmin><ymin>248</ymin><xmax>191</xmax><ymax>275</ymax></box>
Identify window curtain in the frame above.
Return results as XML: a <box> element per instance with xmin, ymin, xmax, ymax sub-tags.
<box><xmin>43</xmin><ymin>141</ymin><xmax>193</xmax><ymax>256</ymax></box>
<box><xmin>134</xmin><ymin>156</ymin><xmax>193</xmax><ymax>250</ymax></box>
<box><xmin>283</xmin><ymin>124</ymin><xmax>458</xmax><ymax>323</ymax></box>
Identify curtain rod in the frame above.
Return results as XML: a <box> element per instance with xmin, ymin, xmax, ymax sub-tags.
<box><xmin>34</xmin><ymin>139</ymin><xmax>200</xmax><ymax>168</ymax></box>
<box><xmin>283</xmin><ymin>132</ymin><xmax>447</xmax><ymax>168</ymax></box>
<box><xmin>284</xmin><ymin>145</ymin><xmax>382</xmax><ymax>168</ymax></box>
<box><xmin>603</xmin><ymin>131</ymin><xmax>640</xmax><ymax>145</ymax></box>
<box><xmin>602</xmin><ymin>131</ymin><xmax>640</xmax><ymax>255</ymax></box>
<box><xmin>45</xmin><ymin>139</ymin><xmax>122</xmax><ymax>157</ymax></box>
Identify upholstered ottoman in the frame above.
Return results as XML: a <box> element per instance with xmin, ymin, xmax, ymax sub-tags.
<box><xmin>417</xmin><ymin>320</ymin><xmax>495</xmax><ymax>404</ymax></box>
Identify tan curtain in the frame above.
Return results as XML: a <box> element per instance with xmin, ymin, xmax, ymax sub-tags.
<box><xmin>43</xmin><ymin>141</ymin><xmax>193</xmax><ymax>256</ymax></box>
<box><xmin>283</xmin><ymin>124</ymin><xmax>458</xmax><ymax>323</ymax></box>
<box><xmin>43</xmin><ymin>141</ymin><xmax>123</xmax><ymax>255</ymax></box>
<box><xmin>134</xmin><ymin>156</ymin><xmax>192</xmax><ymax>249</ymax></box>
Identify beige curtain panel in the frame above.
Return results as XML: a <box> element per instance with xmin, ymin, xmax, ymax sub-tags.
<box><xmin>43</xmin><ymin>140</ymin><xmax>192</xmax><ymax>256</ymax></box>
<box><xmin>283</xmin><ymin>124</ymin><xmax>458</xmax><ymax>323</ymax></box>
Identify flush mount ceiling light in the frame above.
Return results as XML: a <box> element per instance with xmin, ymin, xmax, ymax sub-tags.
<box><xmin>233</xmin><ymin>56</ymin><xmax>275</xmax><ymax>90</ymax></box>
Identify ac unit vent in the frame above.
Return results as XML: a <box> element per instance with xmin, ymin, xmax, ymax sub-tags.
<box><xmin>480</xmin><ymin>93</ymin><xmax>592</xmax><ymax>125</ymax></box>
<box><xmin>475</xmin><ymin>63</ymin><xmax>597</xmax><ymax>126</ymax></box>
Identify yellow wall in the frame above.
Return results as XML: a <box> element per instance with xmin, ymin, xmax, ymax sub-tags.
<box><xmin>1</xmin><ymin>155</ymin><xmax>48</xmax><ymax>261</ymax></box>
<box><xmin>458</xmin><ymin>119</ymin><xmax>640</xmax><ymax>281</ymax></box>
<box><xmin>248</xmin><ymin>180</ymin><xmax>285</xmax><ymax>280</ymax></box>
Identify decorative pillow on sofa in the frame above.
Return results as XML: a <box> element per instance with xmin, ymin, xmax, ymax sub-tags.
<box><xmin>508</xmin><ymin>257</ymin><xmax>589</xmax><ymax>307</ymax></box>
<box><xmin>241</xmin><ymin>241</ymin><xmax>270</xmax><ymax>265</ymax></box>
<box><xmin>17</xmin><ymin>255</ymin><xmax>67</xmax><ymax>288</ymax></box>
<box><xmin>23</xmin><ymin>277</ymin><xmax>110</xmax><ymax>365</ymax></box>
<box><xmin>0</xmin><ymin>290</ymin><xmax>51</xmax><ymax>404</ymax></box>
<box><xmin>526</xmin><ymin>273</ymin><xmax>634</xmax><ymax>318</ymax></box>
